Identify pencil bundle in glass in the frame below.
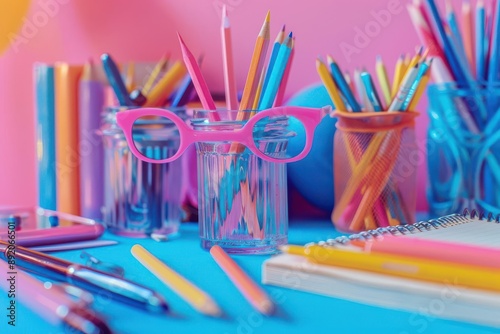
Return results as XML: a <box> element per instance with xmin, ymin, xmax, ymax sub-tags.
<box><xmin>316</xmin><ymin>51</ymin><xmax>431</xmax><ymax>232</ymax></box>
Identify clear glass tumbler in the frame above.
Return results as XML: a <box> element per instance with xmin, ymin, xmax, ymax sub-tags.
<box><xmin>100</xmin><ymin>107</ymin><xmax>184</xmax><ymax>237</ymax></box>
<box><xmin>191</xmin><ymin>110</ymin><xmax>290</xmax><ymax>254</ymax></box>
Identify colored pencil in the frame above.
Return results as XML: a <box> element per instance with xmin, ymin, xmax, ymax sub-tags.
<box><xmin>375</xmin><ymin>55</ymin><xmax>391</xmax><ymax>106</ymax></box>
<box><xmin>391</xmin><ymin>55</ymin><xmax>405</xmax><ymax>98</ymax></box>
<box><xmin>142</xmin><ymin>53</ymin><xmax>169</xmax><ymax>95</ymax></box>
<box><xmin>143</xmin><ymin>60</ymin><xmax>186</xmax><ymax>107</ymax></box>
<box><xmin>258</xmin><ymin>32</ymin><xmax>293</xmax><ymax>110</ymax></box>
<box><xmin>131</xmin><ymin>244</ymin><xmax>222</xmax><ymax>317</ymax></box>
<box><xmin>221</xmin><ymin>5</ymin><xmax>238</xmax><ymax>110</ymax></box>
<box><xmin>239</xmin><ymin>11</ymin><xmax>271</xmax><ymax>111</ymax></box>
<box><xmin>316</xmin><ymin>57</ymin><xmax>345</xmax><ymax>110</ymax></box>
<box><xmin>263</xmin><ymin>24</ymin><xmax>286</xmax><ymax>99</ymax></box>
<box><xmin>273</xmin><ymin>36</ymin><xmax>294</xmax><ymax>107</ymax></box>
<box><xmin>328</xmin><ymin>55</ymin><xmax>361</xmax><ymax>112</ymax></box>
<box><xmin>178</xmin><ymin>33</ymin><xmax>217</xmax><ymax>112</ymax></box>
<box><xmin>462</xmin><ymin>0</ymin><xmax>475</xmax><ymax>76</ymax></box>
<box><xmin>210</xmin><ymin>245</ymin><xmax>275</xmax><ymax>315</ymax></box>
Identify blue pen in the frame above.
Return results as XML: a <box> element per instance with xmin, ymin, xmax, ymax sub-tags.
<box><xmin>476</xmin><ymin>1</ymin><xmax>486</xmax><ymax>82</ymax></box>
<box><xmin>258</xmin><ymin>32</ymin><xmax>293</xmax><ymax>110</ymax></box>
<box><xmin>101</xmin><ymin>53</ymin><xmax>135</xmax><ymax>106</ymax></box>
<box><xmin>328</xmin><ymin>56</ymin><xmax>362</xmax><ymax>112</ymax></box>
<box><xmin>360</xmin><ymin>72</ymin><xmax>383</xmax><ymax>112</ymax></box>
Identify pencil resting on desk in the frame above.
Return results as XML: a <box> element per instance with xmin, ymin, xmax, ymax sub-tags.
<box><xmin>210</xmin><ymin>245</ymin><xmax>275</xmax><ymax>315</ymax></box>
<box><xmin>131</xmin><ymin>244</ymin><xmax>222</xmax><ymax>317</ymax></box>
<box><xmin>281</xmin><ymin>244</ymin><xmax>500</xmax><ymax>293</ymax></box>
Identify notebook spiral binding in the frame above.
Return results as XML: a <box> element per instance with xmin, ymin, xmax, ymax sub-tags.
<box><xmin>309</xmin><ymin>208</ymin><xmax>500</xmax><ymax>248</ymax></box>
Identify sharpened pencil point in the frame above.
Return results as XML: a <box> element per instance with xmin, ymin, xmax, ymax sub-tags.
<box><xmin>288</xmin><ymin>31</ymin><xmax>293</xmax><ymax>38</ymax></box>
<box><xmin>265</xmin><ymin>10</ymin><xmax>270</xmax><ymax>22</ymax></box>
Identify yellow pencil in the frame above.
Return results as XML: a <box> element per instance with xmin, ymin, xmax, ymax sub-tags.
<box><xmin>316</xmin><ymin>57</ymin><xmax>345</xmax><ymax>110</ymax></box>
<box><xmin>391</xmin><ymin>55</ymin><xmax>405</xmax><ymax>98</ymax></box>
<box><xmin>375</xmin><ymin>55</ymin><xmax>391</xmax><ymax>107</ymax></box>
<box><xmin>143</xmin><ymin>60</ymin><xmax>186</xmax><ymax>107</ymax></box>
<box><xmin>125</xmin><ymin>61</ymin><xmax>135</xmax><ymax>92</ymax></box>
<box><xmin>142</xmin><ymin>53</ymin><xmax>169</xmax><ymax>95</ymax></box>
<box><xmin>281</xmin><ymin>245</ymin><xmax>500</xmax><ymax>293</ymax></box>
<box><xmin>131</xmin><ymin>244</ymin><xmax>222</xmax><ymax>317</ymax></box>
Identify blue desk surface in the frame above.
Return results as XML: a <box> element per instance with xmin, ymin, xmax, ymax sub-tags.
<box><xmin>3</xmin><ymin>220</ymin><xmax>499</xmax><ymax>334</ymax></box>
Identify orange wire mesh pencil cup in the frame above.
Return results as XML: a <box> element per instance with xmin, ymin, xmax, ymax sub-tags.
<box><xmin>331</xmin><ymin>110</ymin><xmax>419</xmax><ymax>233</ymax></box>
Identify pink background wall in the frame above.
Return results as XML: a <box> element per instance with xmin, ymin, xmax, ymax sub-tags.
<box><xmin>0</xmin><ymin>0</ymin><xmax>433</xmax><ymax>211</ymax></box>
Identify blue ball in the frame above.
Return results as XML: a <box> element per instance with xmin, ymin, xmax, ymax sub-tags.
<box><xmin>286</xmin><ymin>83</ymin><xmax>336</xmax><ymax>212</ymax></box>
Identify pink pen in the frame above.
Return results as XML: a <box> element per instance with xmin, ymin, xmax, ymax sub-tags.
<box><xmin>0</xmin><ymin>223</ymin><xmax>105</xmax><ymax>247</ymax></box>
<box><xmin>355</xmin><ymin>235</ymin><xmax>500</xmax><ymax>269</ymax></box>
<box><xmin>0</xmin><ymin>260</ymin><xmax>111</xmax><ymax>333</ymax></box>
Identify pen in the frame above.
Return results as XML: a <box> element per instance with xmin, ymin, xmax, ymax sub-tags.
<box><xmin>0</xmin><ymin>260</ymin><xmax>112</xmax><ymax>334</ymax></box>
<box><xmin>0</xmin><ymin>241</ymin><xmax>169</xmax><ymax>313</ymax></box>
<box><xmin>281</xmin><ymin>244</ymin><xmax>500</xmax><ymax>293</ymax></box>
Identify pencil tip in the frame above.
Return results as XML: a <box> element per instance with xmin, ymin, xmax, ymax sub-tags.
<box><xmin>265</xmin><ymin>10</ymin><xmax>270</xmax><ymax>22</ymax></box>
<box><xmin>376</xmin><ymin>55</ymin><xmax>382</xmax><ymax>62</ymax></box>
<box><xmin>288</xmin><ymin>31</ymin><xmax>293</xmax><ymax>38</ymax></box>
<box><xmin>281</xmin><ymin>24</ymin><xmax>286</xmax><ymax>31</ymax></box>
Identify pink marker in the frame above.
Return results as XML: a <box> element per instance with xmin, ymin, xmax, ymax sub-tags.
<box><xmin>355</xmin><ymin>235</ymin><xmax>500</xmax><ymax>269</ymax></box>
<box><xmin>0</xmin><ymin>224</ymin><xmax>104</xmax><ymax>247</ymax></box>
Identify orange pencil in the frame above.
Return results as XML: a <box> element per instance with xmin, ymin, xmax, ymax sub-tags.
<box><xmin>143</xmin><ymin>60</ymin><xmax>186</xmax><ymax>107</ymax></box>
<box><xmin>210</xmin><ymin>245</ymin><xmax>275</xmax><ymax>315</ymax></box>
<box><xmin>54</xmin><ymin>63</ymin><xmax>83</xmax><ymax>217</ymax></box>
<box><xmin>238</xmin><ymin>11</ymin><xmax>271</xmax><ymax>112</ymax></box>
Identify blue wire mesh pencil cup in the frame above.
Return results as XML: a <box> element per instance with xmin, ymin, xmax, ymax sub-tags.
<box><xmin>427</xmin><ymin>83</ymin><xmax>500</xmax><ymax>216</ymax></box>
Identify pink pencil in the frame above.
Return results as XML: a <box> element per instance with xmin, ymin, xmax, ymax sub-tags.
<box><xmin>177</xmin><ymin>33</ymin><xmax>219</xmax><ymax>118</ymax></box>
<box><xmin>355</xmin><ymin>235</ymin><xmax>500</xmax><ymax>269</ymax></box>
<box><xmin>273</xmin><ymin>37</ymin><xmax>294</xmax><ymax>107</ymax></box>
<box><xmin>221</xmin><ymin>5</ymin><xmax>238</xmax><ymax>110</ymax></box>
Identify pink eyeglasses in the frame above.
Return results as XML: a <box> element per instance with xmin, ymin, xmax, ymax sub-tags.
<box><xmin>116</xmin><ymin>105</ymin><xmax>331</xmax><ymax>163</ymax></box>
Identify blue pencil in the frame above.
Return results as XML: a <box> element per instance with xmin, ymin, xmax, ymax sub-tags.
<box><xmin>258</xmin><ymin>32</ymin><xmax>293</xmax><ymax>110</ymax></box>
<box><xmin>360</xmin><ymin>72</ymin><xmax>383</xmax><ymax>112</ymax></box>
<box><xmin>328</xmin><ymin>55</ymin><xmax>362</xmax><ymax>112</ymax></box>
<box><xmin>262</xmin><ymin>25</ymin><xmax>285</xmax><ymax>97</ymax></box>
<box><xmin>487</xmin><ymin>1</ymin><xmax>500</xmax><ymax>115</ymax></box>
<box><xmin>476</xmin><ymin>1</ymin><xmax>486</xmax><ymax>82</ymax></box>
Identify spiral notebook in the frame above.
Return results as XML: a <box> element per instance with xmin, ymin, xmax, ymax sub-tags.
<box><xmin>262</xmin><ymin>211</ymin><xmax>500</xmax><ymax>328</ymax></box>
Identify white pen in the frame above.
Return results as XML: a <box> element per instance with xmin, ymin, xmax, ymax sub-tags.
<box><xmin>0</xmin><ymin>260</ymin><xmax>112</xmax><ymax>333</ymax></box>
